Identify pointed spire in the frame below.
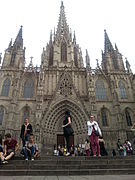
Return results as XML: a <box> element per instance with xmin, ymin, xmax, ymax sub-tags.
<box><xmin>13</xmin><ymin>26</ymin><xmax>23</xmax><ymax>49</ymax></box>
<box><xmin>101</xmin><ymin>49</ymin><xmax>104</xmax><ymax>57</ymax></box>
<box><xmin>125</xmin><ymin>57</ymin><xmax>132</xmax><ymax>73</ymax></box>
<box><xmin>115</xmin><ymin>43</ymin><xmax>119</xmax><ymax>52</ymax></box>
<box><xmin>8</xmin><ymin>38</ymin><xmax>12</xmax><ymax>48</ymax></box>
<box><xmin>56</xmin><ymin>2</ymin><xmax>70</xmax><ymax>40</ymax></box>
<box><xmin>49</xmin><ymin>30</ymin><xmax>53</xmax><ymax>44</ymax></box>
<box><xmin>61</xmin><ymin>1</ymin><xmax>64</xmax><ymax>7</ymax></box>
<box><xmin>96</xmin><ymin>59</ymin><xmax>99</xmax><ymax>67</ymax></box>
<box><xmin>54</xmin><ymin>27</ymin><xmax>55</xmax><ymax>34</ymax></box>
<box><xmin>30</xmin><ymin>56</ymin><xmax>33</xmax><ymax>65</ymax></box>
<box><xmin>70</xmin><ymin>28</ymin><xmax>72</xmax><ymax>40</ymax></box>
<box><xmin>85</xmin><ymin>49</ymin><xmax>90</xmax><ymax>68</ymax></box>
<box><xmin>104</xmin><ymin>29</ymin><xmax>114</xmax><ymax>53</ymax></box>
<box><xmin>73</xmin><ymin>31</ymin><xmax>76</xmax><ymax>44</ymax></box>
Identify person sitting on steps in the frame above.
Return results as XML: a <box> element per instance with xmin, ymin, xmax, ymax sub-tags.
<box><xmin>4</xmin><ymin>133</ymin><xmax>19</xmax><ymax>161</ymax></box>
<box><xmin>0</xmin><ymin>134</ymin><xmax>8</xmax><ymax>164</ymax></box>
<box><xmin>23</xmin><ymin>134</ymin><xmax>38</xmax><ymax>161</ymax></box>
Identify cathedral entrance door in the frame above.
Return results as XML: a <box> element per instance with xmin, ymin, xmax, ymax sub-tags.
<box><xmin>57</xmin><ymin>134</ymin><xmax>74</xmax><ymax>147</ymax></box>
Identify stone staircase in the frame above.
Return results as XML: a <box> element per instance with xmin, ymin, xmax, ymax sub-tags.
<box><xmin>0</xmin><ymin>156</ymin><xmax>135</xmax><ymax>176</ymax></box>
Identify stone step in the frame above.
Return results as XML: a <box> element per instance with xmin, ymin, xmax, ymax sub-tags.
<box><xmin>13</xmin><ymin>155</ymin><xmax>135</xmax><ymax>160</ymax></box>
<box><xmin>1</xmin><ymin>164</ymin><xmax>135</xmax><ymax>170</ymax></box>
<box><xmin>7</xmin><ymin>159</ymin><xmax>135</xmax><ymax>165</ymax></box>
<box><xmin>1</xmin><ymin>156</ymin><xmax>135</xmax><ymax>176</ymax></box>
<box><xmin>0</xmin><ymin>168</ymin><xmax>135</xmax><ymax>176</ymax></box>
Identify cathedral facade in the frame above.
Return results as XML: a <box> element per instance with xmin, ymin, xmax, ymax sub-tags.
<box><xmin>0</xmin><ymin>2</ymin><xmax>135</xmax><ymax>152</ymax></box>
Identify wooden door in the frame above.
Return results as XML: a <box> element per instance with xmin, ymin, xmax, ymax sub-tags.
<box><xmin>57</xmin><ymin>134</ymin><xmax>74</xmax><ymax>147</ymax></box>
<box><xmin>57</xmin><ymin>135</ymin><xmax>65</xmax><ymax>147</ymax></box>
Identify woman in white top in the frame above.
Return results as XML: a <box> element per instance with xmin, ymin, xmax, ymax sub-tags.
<box><xmin>87</xmin><ymin>115</ymin><xmax>102</xmax><ymax>157</ymax></box>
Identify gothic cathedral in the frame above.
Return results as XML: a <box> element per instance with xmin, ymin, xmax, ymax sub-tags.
<box><xmin>0</xmin><ymin>2</ymin><xmax>135</xmax><ymax>152</ymax></box>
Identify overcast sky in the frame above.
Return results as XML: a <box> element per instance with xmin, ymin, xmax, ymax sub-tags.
<box><xmin>0</xmin><ymin>0</ymin><xmax>135</xmax><ymax>73</ymax></box>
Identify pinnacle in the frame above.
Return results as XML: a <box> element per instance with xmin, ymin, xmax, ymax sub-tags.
<box><xmin>55</xmin><ymin>2</ymin><xmax>70</xmax><ymax>41</ymax></box>
<box><xmin>104</xmin><ymin>30</ymin><xmax>114</xmax><ymax>53</ymax></box>
<box><xmin>13</xmin><ymin>26</ymin><xmax>23</xmax><ymax>48</ymax></box>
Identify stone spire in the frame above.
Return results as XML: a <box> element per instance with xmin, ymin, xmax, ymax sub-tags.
<box><xmin>55</xmin><ymin>1</ymin><xmax>70</xmax><ymax>42</ymax></box>
<box><xmin>102</xmin><ymin>30</ymin><xmax>125</xmax><ymax>72</ymax></box>
<box><xmin>13</xmin><ymin>26</ymin><xmax>23</xmax><ymax>49</ymax></box>
<box><xmin>1</xmin><ymin>26</ymin><xmax>25</xmax><ymax>69</ymax></box>
<box><xmin>115</xmin><ymin>43</ymin><xmax>119</xmax><ymax>52</ymax></box>
<box><xmin>8</xmin><ymin>38</ymin><xmax>12</xmax><ymax>48</ymax></box>
<box><xmin>73</xmin><ymin>31</ymin><xmax>76</xmax><ymax>44</ymax></box>
<box><xmin>104</xmin><ymin>29</ymin><xmax>114</xmax><ymax>53</ymax></box>
<box><xmin>125</xmin><ymin>57</ymin><xmax>132</xmax><ymax>73</ymax></box>
<box><xmin>49</xmin><ymin>30</ymin><xmax>53</xmax><ymax>44</ymax></box>
<box><xmin>85</xmin><ymin>49</ymin><xmax>90</xmax><ymax>68</ymax></box>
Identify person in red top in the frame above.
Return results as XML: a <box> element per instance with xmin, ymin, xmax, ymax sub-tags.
<box><xmin>4</xmin><ymin>133</ymin><xmax>19</xmax><ymax>161</ymax></box>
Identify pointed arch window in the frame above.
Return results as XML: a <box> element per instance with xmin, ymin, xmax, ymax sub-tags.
<box><xmin>61</xmin><ymin>41</ymin><xmax>67</xmax><ymax>62</ymax></box>
<box><xmin>10</xmin><ymin>52</ymin><xmax>16</xmax><ymax>66</ymax></box>
<box><xmin>0</xmin><ymin>106</ymin><xmax>4</xmax><ymax>125</ymax></box>
<box><xmin>112</xmin><ymin>54</ymin><xmax>118</xmax><ymax>70</ymax></box>
<box><xmin>1</xmin><ymin>78</ymin><xmax>10</xmax><ymax>97</ymax></box>
<box><xmin>49</xmin><ymin>46</ymin><xmax>54</xmax><ymax>66</ymax></box>
<box><xmin>96</xmin><ymin>80</ymin><xmax>106</xmax><ymax>100</ymax></box>
<box><xmin>74</xmin><ymin>47</ymin><xmax>78</xmax><ymax>67</ymax></box>
<box><xmin>125</xmin><ymin>108</ymin><xmax>132</xmax><ymax>126</ymax></box>
<box><xmin>119</xmin><ymin>81</ymin><xmax>127</xmax><ymax>99</ymax></box>
<box><xmin>23</xmin><ymin>79</ymin><xmax>34</xmax><ymax>98</ymax></box>
<box><xmin>101</xmin><ymin>108</ymin><xmax>108</xmax><ymax>126</ymax></box>
<box><xmin>22</xmin><ymin>106</ymin><xmax>30</xmax><ymax>122</ymax></box>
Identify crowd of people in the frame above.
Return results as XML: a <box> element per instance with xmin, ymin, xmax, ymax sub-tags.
<box><xmin>55</xmin><ymin>114</ymin><xmax>134</xmax><ymax>157</ymax></box>
<box><xmin>54</xmin><ymin>139</ymin><xmax>108</xmax><ymax>157</ymax></box>
<box><xmin>0</xmin><ymin>112</ymin><xmax>134</xmax><ymax>164</ymax></box>
<box><xmin>117</xmin><ymin>138</ymin><xmax>133</xmax><ymax>156</ymax></box>
<box><xmin>0</xmin><ymin>118</ymin><xmax>39</xmax><ymax>164</ymax></box>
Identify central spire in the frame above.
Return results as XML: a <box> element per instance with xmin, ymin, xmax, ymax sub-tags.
<box><xmin>55</xmin><ymin>1</ymin><xmax>70</xmax><ymax>42</ymax></box>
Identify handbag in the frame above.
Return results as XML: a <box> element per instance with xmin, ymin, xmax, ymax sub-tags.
<box><xmin>66</xmin><ymin>125</ymin><xmax>74</xmax><ymax>136</ymax></box>
<box><xmin>94</xmin><ymin>129</ymin><xmax>99</xmax><ymax>136</ymax></box>
<box><xmin>92</xmin><ymin>124</ymin><xmax>99</xmax><ymax>136</ymax></box>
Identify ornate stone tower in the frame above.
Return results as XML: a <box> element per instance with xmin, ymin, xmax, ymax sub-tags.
<box><xmin>102</xmin><ymin>30</ymin><xmax>125</xmax><ymax>73</ymax></box>
<box><xmin>0</xmin><ymin>26</ymin><xmax>25</xmax><ymax>136</ymax></box>
<box><xmin>2</xmin><ymin>26</ymin><xmax>25</xmax><ymax>70</ymax></box>
<box><xmin>39</xmin><ymin>2</ymin><xmax>90</xmax><ymax>150</ymax></box>
<box><xmin>41</xmin><ymin>2</ymin><xmax>84</xmax><ymax>68</ymax></box>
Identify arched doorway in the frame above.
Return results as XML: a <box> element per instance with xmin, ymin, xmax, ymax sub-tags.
<box><xmin>57</xmin><ymin>134</ymin><xmax>74</xmax><ymax>148</ymax></box>
<box><xmin>41</xmin><ymin>99</ymin><xmax>88</xmax><ymax>148</ymax></box>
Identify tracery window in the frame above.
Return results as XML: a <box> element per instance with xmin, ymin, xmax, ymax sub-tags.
<box><xmin>101</xmin><ymin>108</ymin><xmax>108</xmax><ymax>126</ymax></box>
<box><xmin>49</xmin><ymin>46</ymin><xmax>54</xmax><ymax>66</ymax></box>
<box><xmin>74</xmin><ymin>47</ymin><xmax>78</xmax><ymax>67</ymax></box>
<box><xmin>118</xmin><ymin>81</ymin><xmax>127</xmax><ymax>99</ymax></box>
<box><xmin>125</xmin><ymin>108</ymin><xmax>132</xmax><ymax>126</ymax></box>
<box><xmin>61</xmin><ymin>41</ymin><xmax>67</xmax><ymax>62</ymax></box>
<box><xmin>22</xmin><ymin>106</ymin><xmax>30</xmax><ymax>122</ymax></box>
<box><xmin>96</xmin><ymin>80</ymin><xmax>106</xmax><ymax>100</ymax></box>
<box><xmin>10</xmin><ymin>52</ymin><xmax>16</xmax><ymax>66</ymax></box>
<box><xmin>60</xmin><ymin>75</ymin><xmax>72</xmax><ymax>96</ymax></box>
<box><xmin>23</xmin><ymin>79</ymin><xmax>34</xmax><ymax>98</ymax></box>
<box><xmin>112</xmin><ymin>54</ymin><xmax>118</xmax><ymax>70</ymax></box>
<box><xmin>1</xmin><ymin>78</ymin><xmax>10</xmax><ymax>97</ymax></box>
<box><xmin>0</xmin><ymin>106</ymin><xmax>4</xmax><ymax>125</ymax></box>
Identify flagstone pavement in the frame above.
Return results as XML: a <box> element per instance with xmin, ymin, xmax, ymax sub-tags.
<box><xmin>0</xmin><ymin>175</ymin><xmax>135</xmax><ymax>180</ymax></box>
